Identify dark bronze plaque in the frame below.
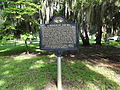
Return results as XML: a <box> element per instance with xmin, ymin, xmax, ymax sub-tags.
<box><xmin>40</xmin><ymin>16</ymin><xmax>78</xmax><ymax>50</ymax></box>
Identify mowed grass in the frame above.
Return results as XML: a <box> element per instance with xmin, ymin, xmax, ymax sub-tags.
<box><xmin>0</xmin><ymin>41</ymin><xmax>120</xmax><ymax>90</ymax></box>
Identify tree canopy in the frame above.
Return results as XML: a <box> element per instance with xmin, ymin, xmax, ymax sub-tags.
<box><xmin>0</xmin><ymin>0</ymin><xmax>120</xmax><ymax>45</ymax></box>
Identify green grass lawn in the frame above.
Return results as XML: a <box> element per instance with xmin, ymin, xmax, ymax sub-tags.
<box><xmin>0</xmin><ymin>41</ymin><xmax>120</xmax><ymax>90</ymax></box>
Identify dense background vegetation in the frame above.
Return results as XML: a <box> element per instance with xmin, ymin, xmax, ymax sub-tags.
<box><xmin>0</xmin><ymin>0</ymin><xmax>120</xmax><ymax>45</ymax></box>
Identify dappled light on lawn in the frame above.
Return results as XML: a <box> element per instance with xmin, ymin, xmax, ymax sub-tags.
<box><xmin>2</xmin><ymin>71</ymin><xmax>10</xmax><ymax>75</ymax></box>
<box><xmin>0</xmin><ymin>48</ymin><xmax>11</xmax><ymax>53</ymax></box>
<box><xmin>69</xmin><ymin>61</ymin><xmax>75</xmax><ymax>64</ymax></box>
<box><xmin>0</xmin><ymin>42</ymin><xmax>120</xmax><ymax>90</ymax></box>
<box><xmin>62</xmin><ymin>60</ymin><xmax>120</xmax><ymax>90</ymax></box>
<box><xmin>0</xmin><ymin>80</ymin><xmax>5</xmax><ymax>87</ymax></box>
<box><xmin>30</xmin><ymin>61</ymin><xmax>45</xmax><ymax>69</ymax></box>
<box><xmin>0</xmin><ymin>55</ymin><xmax>120</xmax><ymax>90</ymax></box>
<box><xmin>48</xmin><ymin>54</ymin><xmax>56</xmax><ymax>58</ymax></box>
<box><xmin>85</xmin><ymin>62</ymin><xmax>120</xmax><ymax>84</ymax></box>
<box><xmin>0</xmin><ymin>56</ymin><xmax>50</xmax><ymax>89</ymax></box>
<box><xmin>86</xmin><ymin>82</ymin><xmax>100</xmax><ymax>90</ymax></box>
<box><xmin>14</xmin><ymin>54</ymin><xmax>37</xmax><ymax>60</ymax></box>
<box><xmin>23</xmin><ymin>86</ymin><xmax>34</xmax><ymax>90</ymax></box>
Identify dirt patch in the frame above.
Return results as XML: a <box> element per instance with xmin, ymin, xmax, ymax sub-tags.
<box><xmin>19</xmin><ymin>53</ymin><xmax>37</xmax><ymax>57</ymax></box>
<box><xmin>13</xmin><ymin>53</ymin><xmax>37</xmax><ymax>60</ymax></box>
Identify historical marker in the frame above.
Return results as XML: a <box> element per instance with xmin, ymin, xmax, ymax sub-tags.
<box><xmin>40</xmin><ymin>16</ymin><xmax>79</xmax><ymax>90</ymax></box>
<box><xmin>40</xmin><ymin>16</ymin><xmax>78</xmax><ymax>50</ymax></box>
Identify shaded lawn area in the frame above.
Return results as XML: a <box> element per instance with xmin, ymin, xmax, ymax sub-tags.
<box><xmin>0</xmin><ymin>42</ymin><xmax>120</xmax><ymax>90</ymax></box>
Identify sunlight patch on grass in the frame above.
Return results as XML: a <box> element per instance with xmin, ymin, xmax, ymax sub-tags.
<box><xmin>2</xmin><ymin>64</ymin><xmax>10</xmax><ymax>69</ymax></box>
<box><xmin>48</xmin><ymin>54</ymin><xmax>56</xmax><ymax>58</ymax></box>
<box><xmin>69</xmin><ymin>60</ymin><xmax>75</xmax><ymax>64</ymax></box>
<box><xmin>0</xmin><ymin>48</ymin><xmax>11</xmax><ymax>53</ymax></box>
<box><xmin>23</xmin><ymin>86</ymin><xmax>34</xmax><ymax>90</ymax></box>
<box><xmin>0</xmin><ymin>80</ymin><xmax>5</xmax><ymax>86</ymax></box>
<box><xmin>86</xmin><ymin>62</ymin><xmax>120</xmax><ymax>84</ymax></box>
<box><xmin>35</xmin><ymin>60</ymin><xmax>45</xmax><ymax>64</ymax></box>
<box><xmin>2</xmin><ymin>70</ymin><xmax>10</xmax><ymax>75</ymax></box>
<box><xmin>86</xmin><ymin>82</ymin><xmax>100</xmax><ymax>90</ymax></box>
<box><xmin>14</xmin><ymin>56</ymin><xmax>33</xmax><ymax>60</ymax></box>
<box><xmin>35</xmin><ymin>49</ymin><xmax>42</xmax><ymax>52</ymax></box>
<box><xmin>16</xmin><ymin>40</ymin><xmax>25</xmax><ymax>44</ymax></box>
<box><xmin>30</xmin><ymin>64</ymin><xmax>45</xmax><ymax>69</ymax></box>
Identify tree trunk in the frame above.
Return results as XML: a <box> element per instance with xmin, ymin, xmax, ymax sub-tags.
<box><xmin>81</xmin><ymin>35</ymin><xmax>90</xmax><ymax>46</ymax></box>
<box><xmin>80</xmin><ymin>21</ymin><xmax>90</xmax><ymax>46</ymax></box>
<box><xmin>94</xmin><ymin>4</ymin><xmax>103</xmax><ymax>45</ymax></box>
<box><xmin>96</xmin><ymin>26</ymin><xmax>102</xmax><ymax>45</ymax></box>
<box><xmin>80</xmin><ymin>28</ymin><xmax>90</xmax><ymax>46</ymax></box>
<box><xmin>25</xmin><ymin>39</ymin><xmax>29</xmax><ymax>54</ymax></box>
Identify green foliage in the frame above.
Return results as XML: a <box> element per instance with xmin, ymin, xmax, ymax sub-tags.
<box><xmin>29</xmin><ymin>18</ymin><xmax>40</xmax><ymax>30</ymax></box>
<box><xmin>3</xmin><ymin>0</ymin><xmax>41</xmax><ymax>17</ymax></box>
<box><xmin>0</xmin><ymin>24</ymin><xmax>15</xmax><ymax>44</ymax></box>
<box><xmin>4</xmin><ymin>25</ymin><xmax>15</xmax><ymax>31</ymax></box>
<box><xmin>74</xmin><ymin>0</ymin><xmax>102</xmax><ymax>9</ymax></box>
<box><xmin>0</xmin><ymin>0</ymin><xmax>120</xmax><ymax>46</ymax></box>
<box><xmin>0</xmin><ymin>0</ymin><xmax>41</xmax><ymax>44</ymax></box>
<box><xmin>21</xmin><ymin>33</ymin><xmax>33</xmax><ymax>40</ymax></box>
<box><xmin>115</xmin><ymin>0</ymin><xmax>120</xmax><ymax>7</ymax></box>
<box><xmin>0</xmin><ymin>34</ymin><xmax>14</xmax><ymax>44</ymax></box>
<box><xmin>103</xmin><ymin>41</ymin><xmax>120</xmax><ymax>46</ymax></box>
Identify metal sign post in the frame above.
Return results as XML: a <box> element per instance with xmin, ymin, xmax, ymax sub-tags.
<box><xmin>56</xmin><ymin>51</ymin><xmax>62</xmax><ymax>90</ymax></box>
<box><xmin>57</xmin><ymin>56</ymin><xmax>62</xmax><ymax>90</ymax></box>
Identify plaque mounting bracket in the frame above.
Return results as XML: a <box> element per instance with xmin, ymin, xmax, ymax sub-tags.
<box><xmin>55</xmin><ymin>50</ymin><xmax>62</xmax><ymax>57</ymax></box>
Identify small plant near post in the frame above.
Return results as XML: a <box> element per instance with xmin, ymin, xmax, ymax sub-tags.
<box><xmin>21</xmin><ymin>33</ymin><xmax>33</xmax><ymax>54</ymax></box>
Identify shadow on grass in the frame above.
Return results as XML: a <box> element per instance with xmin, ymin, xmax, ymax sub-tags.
<box><xmin>0</xmin><ymin>55</ymin><xmax>120</xmax><ymax>90</ymax></box>
<box><xmin>0</xmin><ymin>56</ymin><xmax>53</xmax><ymax>90</ymax></box>
<box><xmin>0</xmin><ymin>44</ymin><xmax>40</xmax><ymax>56</ymax></box>
<box><xmin>0</xmin><ymin>43</ymin><xmax>120</xmax><ymax>89</ymax></box>
<box><xmin>62</xmin><ymin>60</ymin><xmax>120</xmax><ymax>89</ymax></box>
<box><xmin>63</xmin><ymin>45</ymin><xmax>120</xmax><ymax>69</ymax></box>
<box><xmin>0</xmin><ymin>44</ymin><xmax>54</xmax><ymax>56</ymax></box>
<box><xmin>0</xmin><ymin>46</ymin><xmax>28</xmax><ymax>56</ymax></box>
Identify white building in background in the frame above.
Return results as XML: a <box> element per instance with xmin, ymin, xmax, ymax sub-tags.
<box><xmin>108</xmin><ymin>36</ymin><xmax>120</xmax><ymax>42</ymax></box>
